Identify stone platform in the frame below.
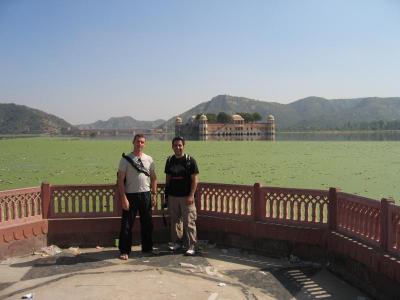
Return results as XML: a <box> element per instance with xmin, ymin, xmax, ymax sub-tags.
<box><xmin>0</xmin><ymin>244</ymin><xmax>371</xmax><ymax>300</ymax></box>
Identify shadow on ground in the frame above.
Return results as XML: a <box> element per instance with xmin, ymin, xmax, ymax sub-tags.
<box><xmin>1</xmin><ymin>244</ymin><xmax>370</xmax><ymax>300</ymax></box>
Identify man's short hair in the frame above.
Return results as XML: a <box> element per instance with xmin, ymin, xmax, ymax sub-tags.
<box><xmin>133</xmin><ymin>134</ymin><xmax>146</xmax><ymax>142</ymax></box>
<box><xmin>172</xmin><ymin>136</ymin><xmax>185</xmax><ymax>146</ymax></box>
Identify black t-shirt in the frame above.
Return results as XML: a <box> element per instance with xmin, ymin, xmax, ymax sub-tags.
<box><xmin>164</xmin><ymin>154</ymin><xmax>199</xmax><ymax>197</ymax></box>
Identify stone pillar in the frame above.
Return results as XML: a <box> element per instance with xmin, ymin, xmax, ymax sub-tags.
<box><xmin>41</xmin><ymin>182</ymin><xmax>51</xmax><ymax>219</ymax></box>
<box><xmin>380</xmin><ymin>198</ymin><xmax>395</xmax><ymax>251</ymax></box>
<box><xmin>253</xmin><ymin>183</ymin><xmax>263</xmax><ymax>221</ymax></box>
<box><xmin>328</xmin><ymin>187</ymin><xmax>340</xmax><ymax>231</ymax></box>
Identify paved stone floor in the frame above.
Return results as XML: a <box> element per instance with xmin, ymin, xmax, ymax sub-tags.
<box><xmin>0</xmin><ymin>244</ymin><xmax>371</xmax><ymax>300</ymax></box>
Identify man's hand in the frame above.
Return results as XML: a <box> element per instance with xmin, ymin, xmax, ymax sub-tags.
<box><xmin>186</xmin><ymin>195</ymin><xmax>194</xmax><ymax>206</ymax></box>
<box><xmin>122</xmin><ymin>198</ymin><xmax>129</xmax><ymax>211</ymax></box>
<box><xmin>151</xmin><ymin>194</ymin><xmax>157</xmax><ymax>207</ymax></box>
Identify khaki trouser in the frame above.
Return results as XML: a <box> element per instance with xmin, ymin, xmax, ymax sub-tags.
<box><xmin>168</xmin><ymin>195</ymin><xmax>197</xmax><ymax>248</ymax></box>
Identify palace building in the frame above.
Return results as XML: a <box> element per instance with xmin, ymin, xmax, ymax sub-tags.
<box><xmin>175</xmin><ymin>113</ymin><xmax>275</xmax><ymax>140</ymax></box>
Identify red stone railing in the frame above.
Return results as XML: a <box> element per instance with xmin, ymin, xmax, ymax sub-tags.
<box><xmin>0</xmin><ymin>187</ymin><xmax>42</xmax><ymax>226</ymax></box>
<box><xmin>1</xmin><ymin>182</ymin><xmax>400</xmax><ymax>259</ymax></box>
<box><xmin>196</xmin><ymin>183</ymin><xmax>330</xmax><ymax>226</ymax></box>
<box><xmin>258</xmin><ymin>185</ymin><xmax>329</xmax><ymax>226</ymax></box>
<box><xmin>336</xmin><ymin>192</ymin><xmax>381</xmax><ymax>247</ymax></box>
<box><xmin>41</xmin><ymin>183</ymin><xmax>168</xmax><ymax>219</ymax></box>
<box><xmin>46</xmin><ymin>184</ymin><xmax>120</xmax><ymax>219</ymax></box>
<box><xmin>332</xmin><ymin>191</ymin><xmax>398</xmax><ymax>255</ymax></box>
<box><xmin>197</xmin><ymin>183</ymin><xmax>253</xmax><ymax>219</ymax></box>
<box><xmin>2</xmin><ymin>182</ymin><xmax>398</xmax><ymax>252</ymax></box>
<box><xmin>0</xmin><ymin>187</ymin><xmax>47</xmax><ymax>250</ymax></box>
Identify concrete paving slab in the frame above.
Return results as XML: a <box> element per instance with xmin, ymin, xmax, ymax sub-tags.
<box><xmin>0</xmin><ymin>244</ymin><xmax>372</xmax><ymax>300</ymax></box>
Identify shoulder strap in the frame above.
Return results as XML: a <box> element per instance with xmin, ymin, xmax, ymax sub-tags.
<box><xmin>185</xmin><ymin>154</ymin><xmax>192</xmax><ymax>173</ymax></box>
<box><xmin>185</xmin><ymin>154</ymin><xmax>191</xmax><ymax>163</ymax></box>
<box><xmin>122</xmin><ymin>153</ymin><xmax>150</xmax><ymax>177</ymax></box>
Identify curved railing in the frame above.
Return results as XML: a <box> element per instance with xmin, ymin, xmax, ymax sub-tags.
<box><xmin>1</xmin><ymin>181</ymin><xmax>399</xmax><ymax>288</ymax></box>
<box><xmin>2</xmin><ymin>182</ymin><xmax>399</xmax><ymax>256</ymax></box>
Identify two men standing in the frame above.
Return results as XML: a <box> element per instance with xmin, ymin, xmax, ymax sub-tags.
<box><xmin>117</xmin><ymin>135</ymin><xmax>199</xmax><ymax>259</ymax></box>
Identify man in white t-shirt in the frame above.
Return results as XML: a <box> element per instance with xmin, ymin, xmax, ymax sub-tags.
<box><xmin>117</xmin><ymin>134</ymin><xmax>157</xmax><ymax>260</ymax></box>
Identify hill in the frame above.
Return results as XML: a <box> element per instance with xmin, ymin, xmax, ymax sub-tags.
<box><xmin>4</xmin><ymin>96</ymin><xmax>400</xmax><ymax>134</ymax></box>
<box><xmin>287</xmin><ymin>96</ymin><xmax>400</xmax><ymax>129</ymax></box>
<box><xmin>77</xmin><ymin>116</ymin><xmax>166</xmax><ymax>130</ymax></box>
<box><xmin>164</xmin><ymin>95</ymin><xmax>400</xmax><ymax>130</ymax></box>
<box><xmin>0</xmin><ymin>103</ymin><xmax>72</xmax><ymax>134</ymax></box>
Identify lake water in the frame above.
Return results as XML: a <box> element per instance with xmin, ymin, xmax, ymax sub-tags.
<box><xmin>185</xmin><ymin>131</ymin><xmax>400</xmax><ymax>141</ymax></box>
<box><xmin>2</xmin><ymin>131</ymin><xmax>400</xmax><ymax>141</ymax></box>
<box><xmin>144</xmin><ymin>130</ymin><xmax>400</xmax><ymax>141</ymax></box>
<box><xmin>277</xmin><ymin>130</ymin><xmax>400</xmax><ymax>141</ymax></box>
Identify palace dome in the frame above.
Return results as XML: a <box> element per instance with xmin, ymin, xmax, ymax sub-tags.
<box><xmin>231</xmin><ymin>114</ymin><xmax>244</xmax><ymax>121</ymax></box>
<box><xmin>199</xmin><ymin>114</ymin><xmax>208</xmax><ymax>121</ymax></box>
<box><xmin>175</xmin><ymin>116</ymin><xmax>182</xmax><ymax>124</ymax></box>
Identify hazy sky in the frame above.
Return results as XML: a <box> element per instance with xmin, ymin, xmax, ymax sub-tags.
<box><xmin>1</xmin><ymin>0</ymin><xmax>400</xmax><ymax>124</ymax></box>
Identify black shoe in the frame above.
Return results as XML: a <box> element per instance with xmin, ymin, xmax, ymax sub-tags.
<box><xmin>142</xmin><ymin>247</ymin><xmax>159</xmax><ymax>256</ymax></box>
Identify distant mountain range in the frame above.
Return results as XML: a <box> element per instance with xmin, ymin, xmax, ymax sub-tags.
<box><xmin>77</xmin><ymin>116</ymin><xmax>165</xmax><ymax>130</ymax></box>
<box><xmin>0</xmin><ymin>103</ymin><xmax>72</xmax><ymax>134</ymax></box>
<box><xmin>2</xmin><ymin>95</ymin><xmax>400</xmax><ymax>134</ymax></box>
<box><xmin>166</xmin><ymin>95</ymin><xmax>400</xmax><ymax>130</ymax></box>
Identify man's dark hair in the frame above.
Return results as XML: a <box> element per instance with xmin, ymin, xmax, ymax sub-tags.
<box><xmin>133</xmin><ymin>134</ymin><xmax>146</xmax><ymax>142</ymax></box>
<box><xmin>172</xmin><ymin>136</ymin><xmax>185</xmax><ymax>146</ymax></box>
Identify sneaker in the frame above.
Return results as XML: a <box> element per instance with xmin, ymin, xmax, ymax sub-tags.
<box><xmin>168</xmin><ymin>243</ymin><xmax>181</xmax><ymax>251</ymax></box>
<box><xmin>185</xmin><ymin>246</ymin><xmax>195</xmax><ymax>256</ymax></box>
<box><xmin>142</xmin><ymin>247</ymin><xmax>159</xmax><ymax>256</ymax></box>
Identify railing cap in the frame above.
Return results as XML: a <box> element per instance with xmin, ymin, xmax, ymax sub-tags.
<box><xmin>381</xmin><ymin>197</ymin><xmax>395</xmax><ymax>204</ymax></box>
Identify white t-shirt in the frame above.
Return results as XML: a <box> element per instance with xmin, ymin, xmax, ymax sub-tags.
<box><xmin>118</xmin><ymin>152</ymin><xmax>155</xmax><ymax>193</ymax></box>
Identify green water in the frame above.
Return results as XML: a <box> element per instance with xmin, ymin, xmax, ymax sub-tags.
<box><xmin>0</xmin><ymin>137</ymin><xmax>399</xmax><ymax>202</ymax></box>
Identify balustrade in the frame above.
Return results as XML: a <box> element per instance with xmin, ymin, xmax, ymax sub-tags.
<box><xmin>260</xmin><ymin>187</ymin><xmax>329</xmax><ymax>226</ymax></box>
<box><xmin>197</xmin><ymin>183</ymin><xmax>253</xmax><ymax>219</ymax></box>
<box><xmin>0</xmin><ymin>187</ymin><xmax>42</xmax><ymax>226</ymax></box>
<box><xmin>49</xmin><ymin>184</ymin><xmax>119</xmax><ymax>218</ymax></box>
<box><xmin>45</xmin><ymin>183</ymin><xmax>168</xmax><ymax>218</ymax></box>
<box><xmin>1</xmin><ymin>182</ymin><xmax>400</xmax><ymax>259</ymax></box>
<box><xmin>337</xmin><ymin>192</ymin><xmax>381</xmax><ymax>247</ymax></box>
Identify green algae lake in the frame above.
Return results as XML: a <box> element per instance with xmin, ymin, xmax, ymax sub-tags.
<box><xmin>1</xmin><ymin>137</ymin><xmax>399</xmax><ymax>203</ymax></box>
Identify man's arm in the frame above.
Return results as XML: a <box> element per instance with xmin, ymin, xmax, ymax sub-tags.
<box><xmin>150</xmin><ymin>170</ymin><xmax>157</xmax><ymax>207</ymax></box>
<box><xmin>165</xmin><ymin>174</ymin><xmax>171</xmax><ymax>190</ymax></box>
<box><xmin>118</xmin><ymin>170</ymin><xmax>129</xmax><ymax>210</ymax></box>
<box><xmin>163</xmin><ymin>174</ymin><xmax>171</xmax><ymax>208</ymax></box>
<box><xmin>187</xmin><ymin>173</ymin><xmax>199</xmax><ymax>205</ymax></box>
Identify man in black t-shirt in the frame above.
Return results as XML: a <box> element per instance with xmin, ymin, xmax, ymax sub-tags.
<box><xmin>164</xmin><ymin>136</ymin><xmax>199</xmax><ymax>256</ymax></box>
